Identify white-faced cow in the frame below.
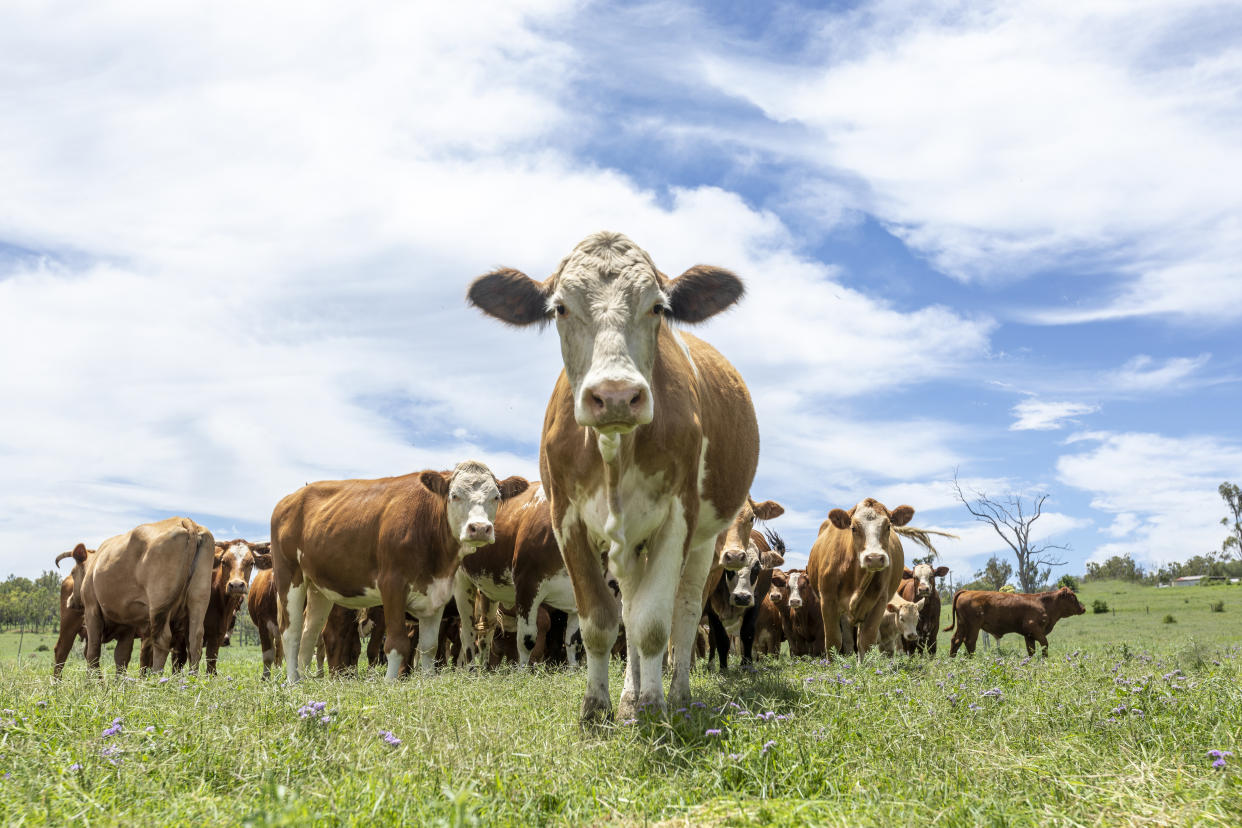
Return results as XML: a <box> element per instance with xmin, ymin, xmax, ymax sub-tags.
<box><xmin>172</xmin><ymin>539</ymin><xmax>271</xmax><ymax>674</ymax></box>
<box><xmin>876</xmin><ymin>592</ymin><xmax>924</xmax><ymax>655</ymax></box>
<box><xmin>898</xmin><ymin>563</ymin><xmax>949</xmax><ymax>655</ymax></box>
<box><xmin>782</xmin><ymin>568</ymin><xmax>825</xmax><ymax>656</ymax></box>
<box><xmin>468</xmin><ymin>231</ymin><xmax>759</xmax><ymax>721</ymax></box>
<box><xmin>704</xmin><ymin>527</ymin><xmax>785</xmax><ymax>670</ymax></box>
<box><xmin>70</xmin><ymin>517</ymin><xmax>215</xmax><ymax>674</ymax></box>
<box><xmin>271</xmin><ymin>461</ymin><xmax>526</xmax><ymax>682</ymax></box>
<box><xmin>806</xmin><ymin>498</ymin><xmax>913</xmax><ymax>657</ymax></box>
<box><xmin>453</xmin><ymin>481</ymin><xmax>580</xmax><ymax>668</ymax></box>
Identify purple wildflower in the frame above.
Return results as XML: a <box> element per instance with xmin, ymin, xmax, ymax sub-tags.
<box><xmin>981</xmin><ymin>688</ymin><xmax>1003</xmax><ymax>698</ymax></box>
<box><xmin>968</xmin><ymin>703</ymin><xmax>982</xmax><ymax>711</ymax></box>
<box><xmin>727</xmin><ymin>753</ymin><xmax>743</xmax><ymax>761</ymax></box>
<box><xmin>379</xmin><ymin>730</ymin><xmax>401</xmax><ymax>746</ymax></box>
<box><xmin>101</xmin><ymin>718</ymin><xmax>123</xmax><ymax>737</ymax></box>
<box><xmin>158</xmin><ymin>677</ymin><xmax>169</xmax><ymax>685</ymax></box>
<box><xmin>690</xmin><ymin>702</ymin><xmax>707</xmax><ymax>709</ymax></box>
<box><xmin>145</xmin><ymin>726</ymin><xmax>156</xmax><ymax>734</ymax></box>
<box><xmin>705</xmin><ymin>728</ymin><xmax>722</xmax><ymax>737</ymax></box>
<box><xmin>1208</xmin><ymin>749</ymin><xmax>1233</xmax><ymax>769</ymax></box>
<box><xmin>69</xmin><ymin>763</ymin><xmax>82</xmax><ymax>772</ymax></box>
<box><xmin>761</xmin><ymin>740</ymin><xmax>776</xmax><ymax>755</ymax></box>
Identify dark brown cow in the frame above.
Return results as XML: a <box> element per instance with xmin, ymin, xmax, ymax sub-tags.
<box><xmin>172</xmin><ymin>539</ymin><xmax>271</xmax><ymax>674</ymax></box>
<box><xmin>272</xmin><ymin>461</ymin><xmax>526</xmax><ymax>682</ymax></box>
<box><xmin>752</xmin><ymin>574</ymin><xmax>785</xmax><ymax>658</ymax></box>
<box><xmin>453</xmin><ymin>481</ymin><xmax>579</xmax><ymax>668</ymax></box>
<box><xmin>898</xmin><ymin>563</ymin><xmax>950</xmax><ymax>655</ymax></box>
<box><xmin>469</xmin><ymin>231</ymin><xmax>760</xmax><ymax>721</ymax></box>
<box><xmin>782</xmin><ymin>568</ymin><xmax>824</xmax><ymax>656</ymax></box>
<box><xmin>704</xmin><ymin>528</ymin><xmax>785</xmax><ymax>669</ymax></box>
<box><xmin>69</xmin><ymin>517</ymin><xmax>215</xmax><ymax>674</ymax></box>
<box><xmin>946</xmin><ymin>587</ymin><xmax>1086</xmax><ymax>656</ymax></box>
<box><xmin>248</xmin><ymin>566</ymin><xmax>283</xmax><ymax>679</ymax></box>
<box><xmin>806</xmin><ymin>498</ymin><xmax>913</xmax><ymax>657</ymax></box>
<box><xmin>320</xmin><ymin>604</ymin><xmax>365</xmax><ymax>675</ymax></box>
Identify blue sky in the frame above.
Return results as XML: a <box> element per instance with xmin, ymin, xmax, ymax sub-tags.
<box><xmin>2</xmin><ymin>0</ymin><xmax>1241</xmax><ymax>584</ymax></box>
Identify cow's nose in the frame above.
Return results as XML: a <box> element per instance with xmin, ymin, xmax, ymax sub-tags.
<box><xmin>863</xmin><ymin>553</ymin><xmax>888</xmax><ymax>571</ymax></box>
<box><xmin>721</xmin><ymin>548</ymin><xmax>747</xmax><ymax>570</ymax></box>
<box><xmin>227</xmin><ymin>580</ymin><xmax>247</xmax><ymax>595</ymax></box>
<box><xmin>731</xmin><ymin>592</ymin><xmax>754</xmax><ymax>608</ymax></box>
<box><xmin>466</xmin><ymin>522</ymin><xmax>494</xmax><ymax>542</ymax></box>
<box><xmin>585</xmin><ymin>380</ymin><xmax>647</xmax><ymax>425</ymax></box>
<box><xmin>788</xmin><ymin>598</ymin><xmax>802</xmax><ymax>609</ymax></box>
<box><xmin>770</xmin><ymin>593</ymin><xmax>783</xmax><ymax>603</ymax></box>
<box><xmin>904</xmin><ymin>632</ymin><xmax>918</xmax><ymax>641</ymax></box>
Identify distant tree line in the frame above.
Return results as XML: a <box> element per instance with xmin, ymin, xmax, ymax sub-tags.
<box><xmin>0</xmin><ymin>571</ymin><xmax>61</xmax><ymax>633</ymax></box>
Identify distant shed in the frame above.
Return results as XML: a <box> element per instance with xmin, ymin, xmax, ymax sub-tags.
<box><xmin>1173</xmin><ymin>576</ymin><xmax>1205</xmax><ymax>587</ymax></box>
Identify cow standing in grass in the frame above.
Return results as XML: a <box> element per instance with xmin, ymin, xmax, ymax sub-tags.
<box><xmin>899</xmin><ymin>563</ymin><xmax>949</xmax><ymax>655</ymax></box>
<box><xmin>876</xmin><ymin>592</ymin><xmax>924</xmax><ymax>655</ymax></box>
<box><xmin>782</xmin><ymin>569</ymin><xmax>824</xmax><ymax>656</ymax></box>
<box><xmin>704</xmin><ymin>526</ymin><xmax>785</xmax><ymax>670</ymax></box>
<box><xmin>468</xmin><ymin>231</ymin><xmax>759</xmax><ymax>721</ymax></box>
<box><xmin>946</xmin><ymin>587</ymin><xmax>1085</xmax><ymax>656</ymax></box>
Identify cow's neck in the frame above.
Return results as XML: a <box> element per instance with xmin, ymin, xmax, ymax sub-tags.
<box><xmin>597</xmin><ymin>430</ymin><xmax>630</xmax><ymax>569</ymax></box>
<box><xmin>847</xmin><ymin>568</ymin><xmax>882</xmax><ymax>620</ymax></box>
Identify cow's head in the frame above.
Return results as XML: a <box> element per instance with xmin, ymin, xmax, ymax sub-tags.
<box><xmin>768</xmin><ymin>569</ymin><xmax>788</xmax><ymax>606</ymax></box>
<box><xmin>904</xmin><ymin>563</ymin><xmax>950</xmax><ymax>599</ymax></box>
<box><xmin>786</xmin><ymin>569</ymin><xmax>809</xmax><ymax>610</ymax></box>
<box><xmin>827</xmin><ymin>498</ymin><xmax>914</xmax><ymax>573</ymax></box>
<box><xmin>720</xmin><ymin>530</ymin><xmax>786</xmax><ymax>608</ymax></box>
<box><xmin>468</xmin><ymin>232</ymin><xmax>744</xmax><ymax>434</ymax></box>
<box><xmin>212</xmin><ymin>540</ymin><xmax>269</xmax><ymax>598</ymax></box>
<box><xmin>59</xmin><ymin>543</ymin><xmax>92</xmax><ymax>611</ymax></box>
<box><xmin>719</xmin><ymin>497</ymin><xmax>784</xmax><ymax>571</ymax></box>
<box><xmin>1055</xmin><ymin>586</ymin><xmax>1086</xmax><ymax>617</ymax></box>
<box><xmin>885</xmin><ymin>595</ymin><xmax>926</xmax><ymax>642</ymax></box>
<box><xmin>420</xmin><ymin>461</ymin><xmax>529</xmax><ymax>548</ymax></box>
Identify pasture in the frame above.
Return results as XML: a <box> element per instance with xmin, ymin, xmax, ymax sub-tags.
<box><xmin>0</xmin><ymin>581</ymin><xmax>1239</xmax><ymax>826</ymax></box>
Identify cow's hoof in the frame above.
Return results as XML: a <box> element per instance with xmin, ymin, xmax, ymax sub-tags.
<box><xmin>617</xmin><ymin>691</ymin><xmax>639</xmax><ymax>721</ymax></box>
<box><xmin>579</xmin><ymin>694</ymin><xmax>613</xmax><ymax>727</ymax></box>
<box><xmin>666</xmin><ymin>685</ymin><xmax>691</xmax><ymax>711</ymax></box>
<box><xmin>637</xmin><ymin>691</ymin><xmax>667</xmax><ymax>719</ymax></box>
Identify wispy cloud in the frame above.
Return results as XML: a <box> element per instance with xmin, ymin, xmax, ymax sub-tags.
<box><xmin>1010</xmin><ymin>399</ymin><xmax>1099</xmax><ymax>431</ymax></box>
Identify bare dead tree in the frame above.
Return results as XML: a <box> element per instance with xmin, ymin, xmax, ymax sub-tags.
<box><xmin>952</xmin><ymin>470</ymin><xmax>1070</xmax><ymax>593</ymax></box>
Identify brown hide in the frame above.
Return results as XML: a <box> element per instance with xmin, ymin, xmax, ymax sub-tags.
<box><xmin>320</xmin><ymin>604</ymin><xmax>364</xmax><ymax>675</ymax></box>
<box><xmin>172</xmin><ymin>539</ymin><xmax>271</xmax><ymax>674</ymax></box>
<box><xmin>247</xmin><ymin>567</ymin><xmax>283</xmax><ymax>679</ymax></box>
<box><xmin>946</xmin><ymin>587</ymin><xmax>1086</xmax><ymax>657</ymax></box>
<box><xmin>806</xmin><ymin>499</ymin><xmax>911</xmax><ymax>657</ymax></box>
<box><xmin>897</xmin><ymin>567</ymin><xmax>947</xmax><ymax>655</ymax></box>
<box><xmin>753</xmin><ymin>587</ymin><xmax>785</xmax><ymax>657</ymax></box>
<box><xmin>783</xmin><ymin>569</ymin><xmax>825</xmax><ymax>656</ymax></box>
<box><xmin>704</xmin><ymin>529</ymin><xmax>784</xmax><ymax>669</ymax></box>
<box><xmin>75</xmin><ymin>517</ymin><xmax>214</xmax><ymax>674</ymax></box>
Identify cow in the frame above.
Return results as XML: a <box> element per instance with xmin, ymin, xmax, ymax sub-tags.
<box><xmin>806</xmin><ymin>498</ymin><xmax>913</xmax><ymax>657</ymax></box>
<box><xmin>468</xmin><ymin>231</ymin><xmax>760</xmax><ymax>721</ymax></box>
<box><xmin>172</xmin><ymin>539</ymin><xmax>271</xmax><ymax>674</ymax></box>
<box><xmin>453</xmin><ymin>481</ymin><xmax>580</xmax><ymax>668</ymax></box>
<box><xmin>320</xmin><ymin>604</ymin><xmax>366</xmax><ymax>675</ymax></box>
<box><xmin>68</xmin><ymin>517</ymin><xmax>215</xmax><ymax>675</ymax></box>
<box><xmin>898</xmin><ymin>563</ymin><xmax>949</xmax><ymax>655</ymax></box>
<box><xmin>51</xmin><ymin>547</ymin><xmax>121</xmax><ymax>677</ymax></box>
<box><xmin>876</xmin><ymin>592</ymin><xmax>924</xmax><ymax>655</ymax></box>
<box><xmin>752</xmin><ymin>570</ymin><xmax>786</xmax><ymax>658</ymax></box>
<box><xmin>782</xmin><ymin>568</ymin><xmax>824</xmax><ymax>656</ymax></box>
<box><xmin>945</xmin><ymin>587</ymin><xmax>1086</xmax><ymax>657</ymax></box>
<box><xmin>703</xmin><ymin>528</ymin><xmax>785</xmax><ymax>670</ymax></box>
<box><xmin>272</xmin><ymin>461</ymin><xmax>526</xmax><ymax>682</ymax></box>
<box><xmin>248</xmin><ymin>566</ymin><xmax>283</xmax><ymax>679</ymax></box>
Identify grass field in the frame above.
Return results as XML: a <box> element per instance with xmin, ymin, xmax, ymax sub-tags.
<box><xmin>1</xmin><ymin>581</ymin><xmax>1239</xmax><ymax>826</ymax></box>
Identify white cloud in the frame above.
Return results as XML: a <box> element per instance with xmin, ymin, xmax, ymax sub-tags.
<box><xmin>698</xmin><ymin>0</ymin><xmax>1242</xmax><ymax>321</ymax></box>
<box><xmin>1104</xmin><ymin>354</ymin><xmax>1212</xmax><ymax>392</ymax></box>
<box><xmin>1057</xmin><ymin>431</ymin><xmax>1242</xmax><ymax>567</ymax></box>
<box><xmin>1010</xmin><ymin>399</ymin><xmax>1099</xmax><ymax>431</ymax></box>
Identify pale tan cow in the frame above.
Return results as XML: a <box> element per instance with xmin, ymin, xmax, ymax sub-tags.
<box><xmin>69</xmin><ymin>517</ymin><xmax>215</xmax><ymax>674</ymax></box>
<box><xmin>468</xmin><ymin>231</ymin><xmax>759</xmax><ymax>721</ymax></box>
<box><xmin>877</xmin><ymin>592</ymin><xmax>924</xmax><ymax>655</ymax></box>
<box><xmin>806</xmin><ymin>498</ymin><xmax>913</xmax><ymax>657</ymax></box>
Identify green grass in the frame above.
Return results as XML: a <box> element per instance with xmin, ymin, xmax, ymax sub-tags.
<box><xmin>1</xmin><ymin>582</ymin><xmax>1239</xmax><ymax>826</ymax></box>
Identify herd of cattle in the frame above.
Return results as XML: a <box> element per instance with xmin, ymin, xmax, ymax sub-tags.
<box><xmin>50</xmin><ymin>232</ymin><xmax>1087</xmax><ymax>722</ymax></box>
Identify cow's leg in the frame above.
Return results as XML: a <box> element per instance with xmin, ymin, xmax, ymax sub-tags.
<box><xmin>296</xmin><ymin>590</ymin><xmax>332</xmax><ymax>678</ymax></box>
<box><xmin>83</xmin><ymin>606</ymin><xmax>104</xmax><ymax>676</ymax></box>
<box><xmin>624</xmin><ymin>520</ymin><xmax>689</xmax><ymax>718</ymax></box>
<box><xmin>822</xmin><ymin>599</ymin><xmax>843</xmax><ymax>656</ymax></box>
<box><xmin>452</xmin><ymin>572</ymin><xmax>478</xmax><ymax>668</ymax></box>
<box><xmin>704</xmin><ymin>609</ymin><xmax>729</xmax><ymax>671</ymax></box>
<box><xmin>666</xmin><ymin>535</ymin><xmax>716</xmax><ymax>711</ymax></box>
<box><xmin>739</xmin><ymin>606</ymin><xmax>759</xmax><ymax>666</ymax></box>
<box><xmin>514</xmin><ymin>582</ymin><xmax>545</xmax><ymax>668</ymax></box>
<box><xmin>413</xmin><ymin>603</ymin><xmax>447</xmax><ymax>674</ymax></box>
<box><xmin>380</xmin><ymin>591</ymin><xmax>413</xmax><ymax>682</ymax></box>
<box><xmin>53</xmin><ymin>622</ymin><xmax>81</xmax><ymax>679</ymax></box>
<box><xmin>281</xmin><ymin>579</ymin><xmax>308</xmax><ymax>684</ymax></box>
<box><xmin>618</xmin><ymin>606</ymin><xmax>643</xmax><ymax>719</ymax></box>
<box><xmin>1024</xmin><ymin>635</ymin><xmax>1037</xmax><ymax>656</ymax></box>
<box><xmin>562</xmin><ymin>611</ymin><xmax>581</xmax><ymax>667</ymax></box>
<box><xmin>204</xmin><ymin>629</ymin><xmax>221</xmax><ymax>676</ymax></box>
<box><xmin>257</xmin><ymin>620</ymin><xmax>275</xmax><ymax>680</ymax></box>
<box><xmin>113</xmin><ymin>630</ymin><xmax>136</xmax><ymax>675</ymax></box>
<box><xmin>856</xmin><ymin>602</ymin><xmax>886</xmax><ymax>656</ymax></box>
<box><xmin>949</xmin><ymin>628</ymin><xmax>963</xmax><ymax>657</ymax></box>
<box><xmin>558</xmin><ymin>521</ymin><xmax>620</xmax><ymax>724</ymax></box>
<box><xmin>965</xmin><ymin>626</ymin><xmax>980</xmax><ymax>655</ymax></box>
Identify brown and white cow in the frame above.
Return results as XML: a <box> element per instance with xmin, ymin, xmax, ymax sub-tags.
<box><xmin>272</xmin><ymin>461</ymin><xmax>526</xmax><ymax>682</ymax></box>
<box><xmin>945</xmin><ymin>587</ymin><xmax>1086</xmax><ymax>657</ymax></box>
<box><xmin>752</xmin><ymin>580</ymin><xmax>785</xmax><ymax>658</ymax></box>
<box><xmin>782</xmin><ymin>568</ymin><xmax>825</xmax><ymax>657</ymax></box>
<box><xmin>453</xmin><ymin>481</ymin><xmax>580</xmax><ymax>668</ymax></box>
<box><xmin>876</xmin><ymin>592</ymin><xmax>924</xmax><ymax>655</ymax></box>
<box><xmin>248</xmin><ymin>566</ymin><xmax>283</xmax><ymax>679</ymax></box>
<box><xmin>468</xmin><ymin>231</ymin><xmax>759</xmax><ymax>720</ymax></box>
<box><xmin>69</xmin><ymin>517</ymin><xmax>215</xmax><ymax>674</ymax></box>
<box><xmin>898</xmin><ymin>563</ymin><xmax>949</xmax><ymax>655</ymax></box>
<box><xmin>806</xmin><ymin>498</ymin><xmax>913</xmax><ymax>657</ymax></box>
<box><xmin>704</xmin><ymin>528</ymin><xmax>785</xmax><ymax>670</ymax></box>
<box><xmin>172</xmin><ymin>539</ymin><xmax>271</xmax><ymax>674</ymax></box>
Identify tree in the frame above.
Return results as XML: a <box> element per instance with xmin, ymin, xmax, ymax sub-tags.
<box><xmin>973</xmin><ymin>555</ymin><xmax>1013</xmax><ymax>590</ymax></box>
<box><xmin>1085</xmin><ymin>554</ymin><xmax>1144</xmax><ymax>583</ymax></box>
<box><xmin>953</xmin><ymin>471</ymin><xmax>1069</xmax><ymax>593</ymax></box>
<box><xmin>1221</xmin><ymin>482</ymin><xmax>1242</xmax><ymax>561</ymax></box>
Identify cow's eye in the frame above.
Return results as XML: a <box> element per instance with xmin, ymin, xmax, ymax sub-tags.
<box><xmin>554</xmin><ymin>303</ymin><xmax>567</xmax><ymax>317</ymax></box>
<box><xmin>652</xmin><ymin>302</ymin><xmax>666</xmax><ymax>316</ymax></box>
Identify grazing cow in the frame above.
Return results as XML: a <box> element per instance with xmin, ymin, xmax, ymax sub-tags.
<box><xmin>782</xmin><ymin>568</ymin><xmax>825</xmax><ymax>656</ymax></box>
<box><xmin>69</xmin><ymin>517</ymin><xmax>215</xmax><ymax>674</ymax></box>
<box><xmin>704</xmin><ymin>528</ymin><xmax>785</xmax><ymax>670</ymax></box>
<box><xmin>272</xmin><ymin>461</ymin><xmax>526</xmax><ymax>682</ymax></box>
<box><xmin>945</xmin><ymin>587</ymin><xmax>1086</xmax><ymax>657</ymax></box>
<box><xmin>172</xmin><ymin>539</ymin><xmax>271</xmax><ymax>674</ymax></box>
<box><xmin>898</xmin><ymin>563</ymin><xmax>949</xmax><ymax>655</ymax></box>
<box><xmin>806</xmin><ymin>498</ymin><xmax>913</xmax><ymax>657</ymax></box>
<box><xmin>453</xmin><ymin>481</ymin><xmax>580</xmax><ymax>668</ymax></box>
<box><xmin>877</xmin><ymin>593</ymin><xmax>924</xmax><ymax>655</ymax></box>
<box><xmin>752</xmin><ymin>570</ymin><xmax>786</xmax><ymax>657</ymax></box>
<box><xmin>468</xmin><ymin>231</ymin><xmax>759</xmax><ymax>722</ymax></box>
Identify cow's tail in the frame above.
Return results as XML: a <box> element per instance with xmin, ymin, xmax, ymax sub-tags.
<box><xmin>183</xmin><ymin>521</ymin><xmax>213</xmax><ymax>599</ymax></box>
<box><xmin>943</xmin><ymin>590</ymin><xmax>964</xmax><ymax>632</ymax></box>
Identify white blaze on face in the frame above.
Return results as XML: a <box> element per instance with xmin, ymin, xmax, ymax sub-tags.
<box><xmin>548</xmin><ymin>233</ymin><xmax>665</xmax><ymax>433</ymax></box>
<box><xmin>445</xmin><ymin>461</ymin><xmax>503</xmax><ymax>547</ymax></box>
<box><xmin>787</xmin><ymin>571</ymin><xmax>804</xmax><ymax>609</ymax></box>
<box><xmin>851</xmin><ymin>502</ymin><xmax>892</xmax><ymax>573</ymax></box>
<box><xmin>221</xmin><ymin>542</ymin><xmax>252</xmax><ymax>595</ymax></box>
<box><xmin>912</xmin><ymin>563</ymin><xmax>936</xmax><ymax>598</ymax></box>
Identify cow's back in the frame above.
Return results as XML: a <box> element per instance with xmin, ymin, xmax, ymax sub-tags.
<box><xmin>86</xmin><ymin>517</ymin><xmax>213</xmax><ymax>625</ymax></box>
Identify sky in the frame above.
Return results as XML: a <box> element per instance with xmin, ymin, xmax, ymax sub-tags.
<box><xmin>3</xmin><ymin>0</ymin><xmax>1241</xmax><ymax>585</ymax></box>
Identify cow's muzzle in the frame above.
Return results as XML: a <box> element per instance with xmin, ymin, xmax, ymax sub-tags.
<box><xmin>721</xmin><ymin>547</ymin><xmax>748</xmax><ymax>571</ymax></box>
<box><xmin>463</xmin><ymin>522</ymin><xmax>494</xmax><ymax>545</ymax></box>
<box><xmin>580</xmin><ymin>380</ymin><xmax>651</xmax><ymax>432</ymax></box>
<box><xmin>788</xmin><ymin>597</ymin><xmax>803</xmax><ymax>609</ymax></box>
<box><xmin>227</xmin><ymin>580</ymin><xmax>247</xmax><ymax>596</ymax></box>
<box><xmin>730</xmin><ymin>592</ymin><xmax>754</xmax><ymax>608</ymax></box>
<box><xmin>862</xmin><ymin>553</ymin><xmax>889</xmax><ymax>572</ymax></box>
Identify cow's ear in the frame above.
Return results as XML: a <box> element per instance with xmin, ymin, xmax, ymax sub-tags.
<box><xmin>666</xmin><ymin>265</ymin><xmax>744</xmax><ymax>324</ymax></box>
<box><xmin>252</xmin><ymin>552</ymin><xmax>273</xmax><ymax>571</ymax></box>
<box><xmin>72</xmin><ymin>543</ymin><xmax>89</xmax><ymax>565</ymax></box>
<box><xmin>915</xmin><ymin>598</ymin><xmax>926</xmax><ymax>611</ymax></box>
<box><xmin>771</xmin><ymin>572</ymin><xmax>787</xmax><ymax>588</ymax></box>
<box><xmin>890</xmin><ymin>505</ymin><xmax>915</xmax><ymax>527</ymax></box>
<box><xmin>902</xmin><ymin>566</ymin><xmax>914</xmax><ymax>579</ymax></box>
<box><xmin>497</xmin><ymin>476</ymin><xmax>529</xmax><ymax>500</ymax></box>
<box><xmin>934</xmin><ymin>566</ymin><xmax>950</xmax><ymax>577</ymax></box>
<box><xmin>761</xmin><ymin>550</ymin><xmax>785</xmax><ymax>569</ymax></box>
<box><xmin>467</xmin><ymin>268</ymin><xmax>552</xmax><ymax>327</ymax></box>
<box><xmin>420</xmin><ymin>470</ymin><xmax>452</xmax><ymax>498</ymax></box>
<box><xmin>828</xmin><ymin>509</ymin><xmax>852</xmax><ymax>530</ymax></box>
<box><xmin>213</xmin><ymin>545</ymin><xmax>226</xmax><ymax>566</ymax></box>
<box><xmin>751</xmin><ymin>499</ymin><xmax>784</xmax><ymax>521</ymax></box>
<box><xmin>886</xmin><ymin>602</ymin><xmax>898</xmax><ymax>613</ymax></box>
